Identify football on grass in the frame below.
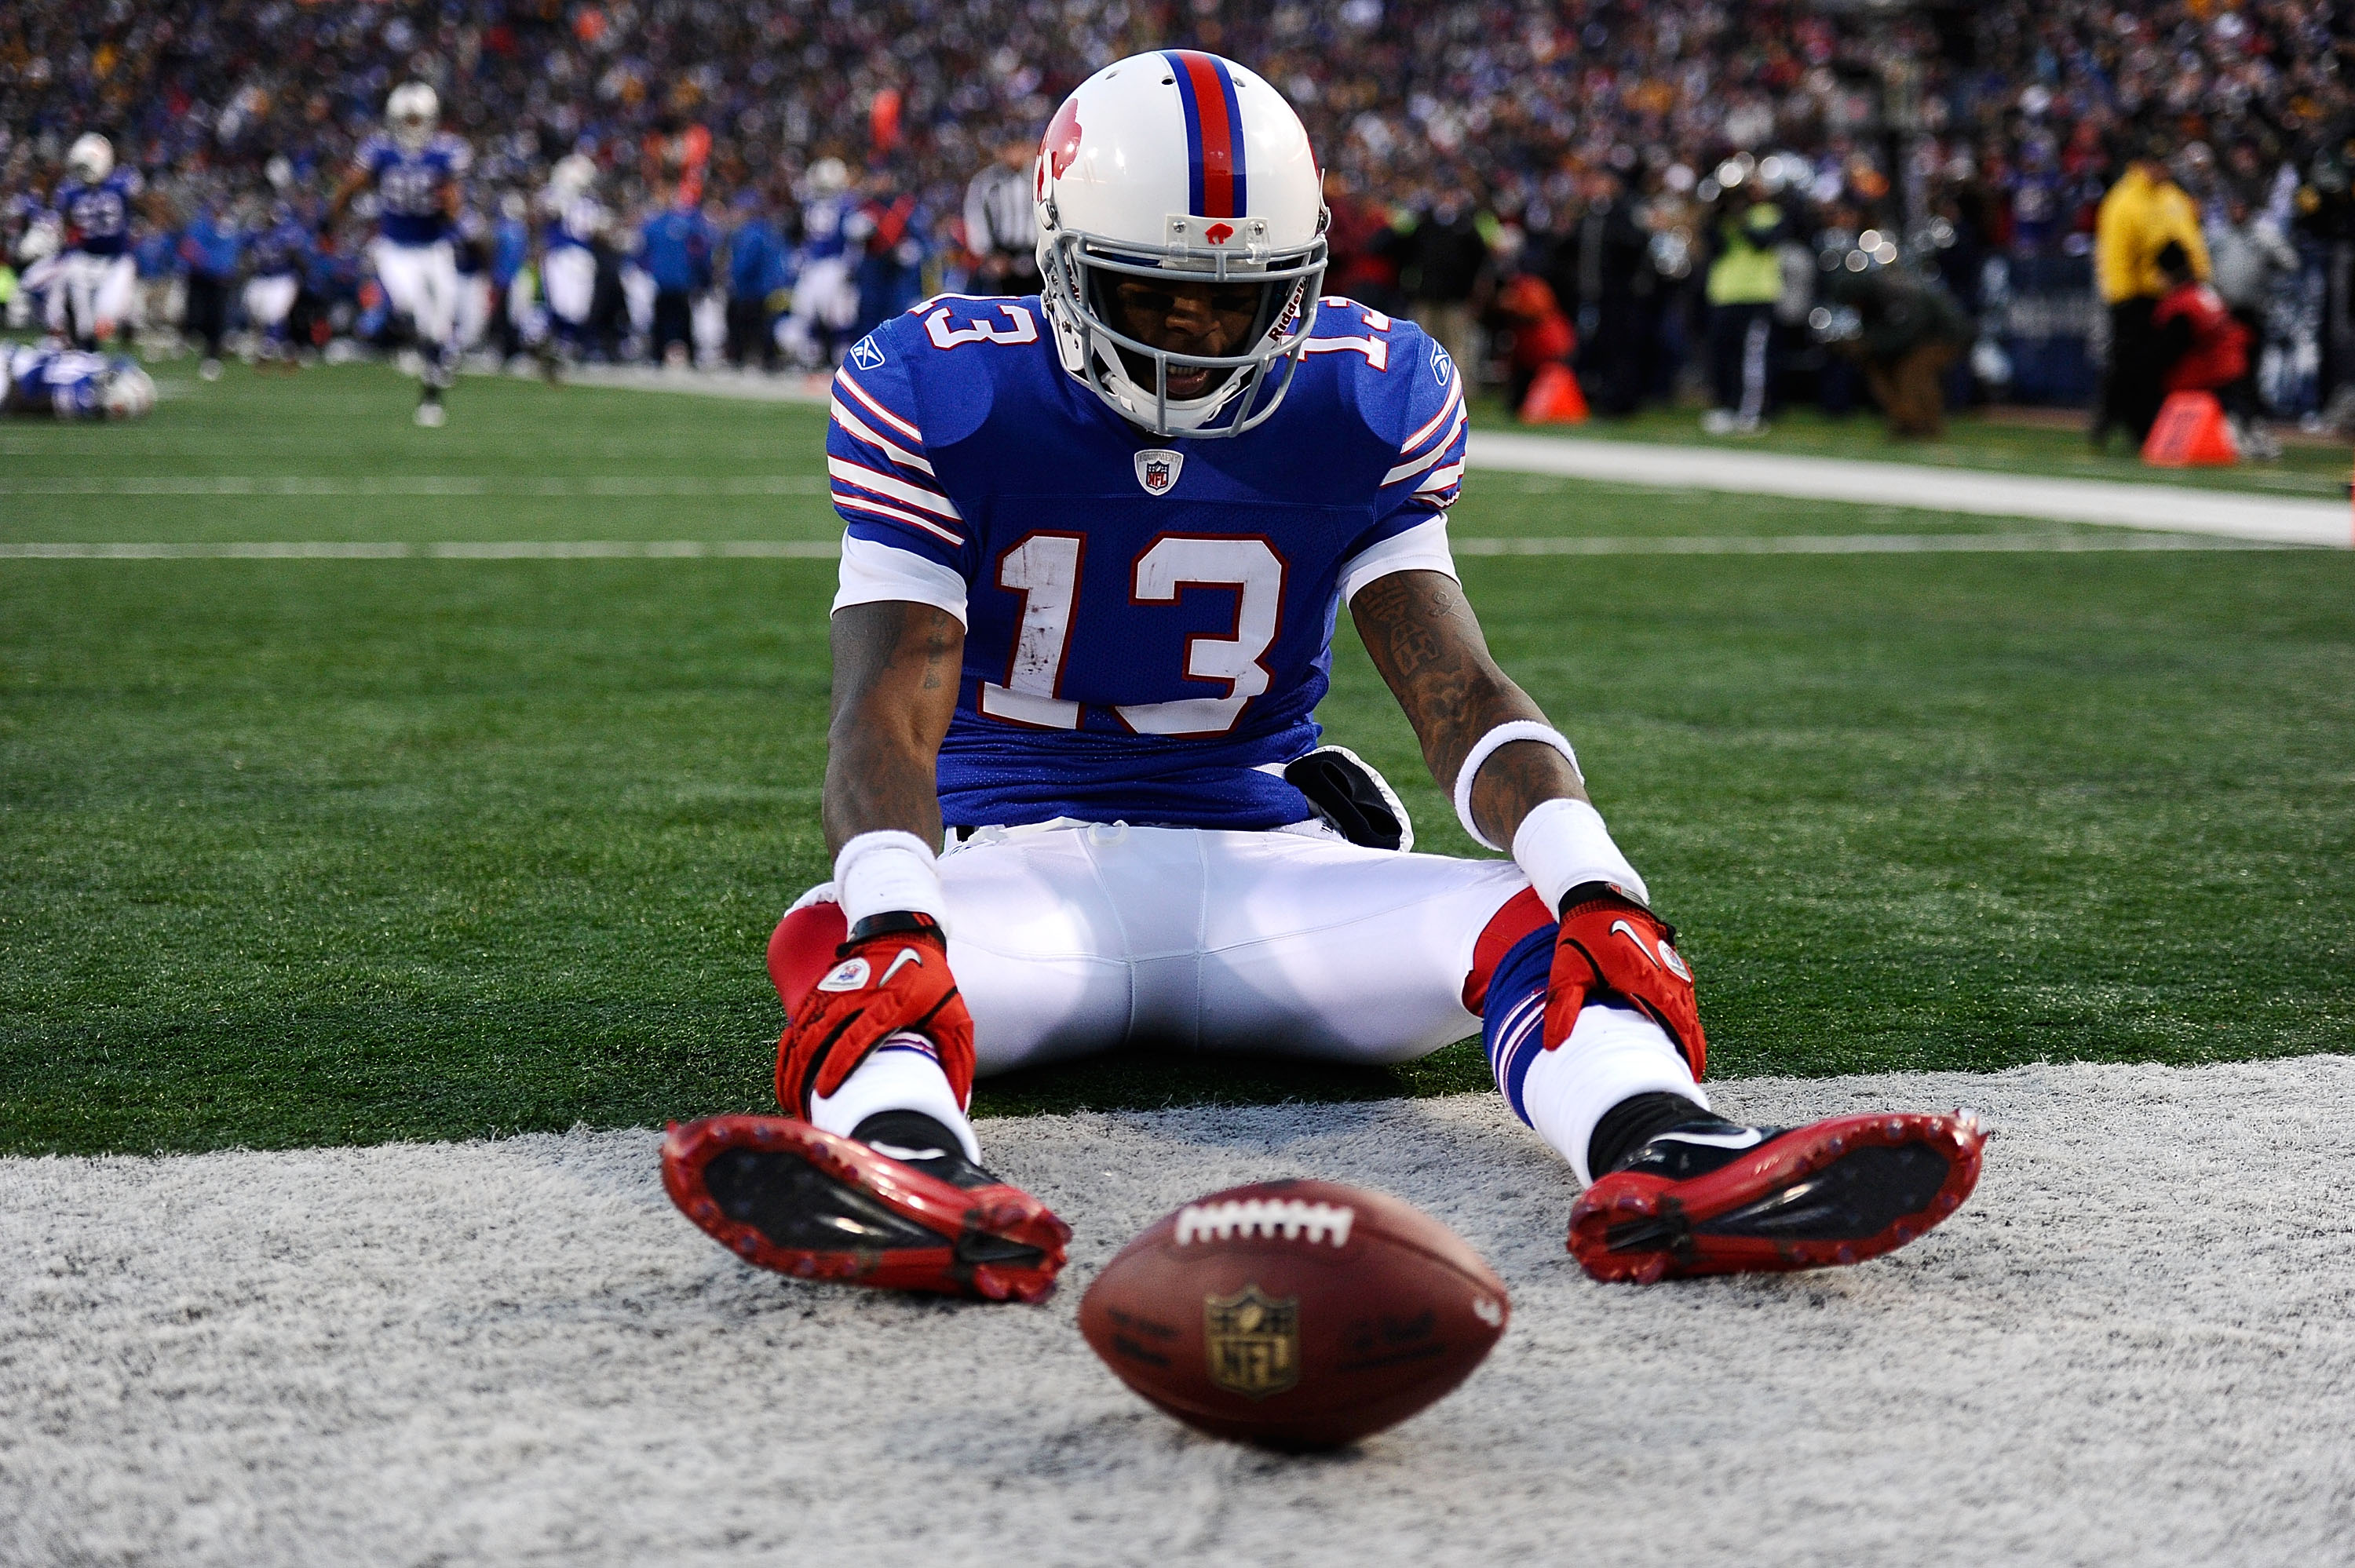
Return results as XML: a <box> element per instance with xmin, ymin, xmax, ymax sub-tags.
<box><xmin>1079</xmin><ymin>1178</ymin><xmax>1509</xmax><ymax>1449</ymax></box>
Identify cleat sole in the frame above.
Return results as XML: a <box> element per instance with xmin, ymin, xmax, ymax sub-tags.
<box><xmin>1568</xmin><ymin>1110</ymin><xmax>1986</xmax><ymax>1282</ymax></box>
<box><xmin>663</xmin><ymin>1115</ymin><xmax>1068</xmax><ymax>1302</ymax></box>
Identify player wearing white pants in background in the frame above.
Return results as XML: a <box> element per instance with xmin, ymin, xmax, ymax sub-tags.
<box><xmin>662</xmin><ymin>50</ymin><xmax>1983</xmax><ymax>1305</ymax></box>
<box><xmin>49</xmin><ymin>134</ymin><xmax>144</xmax><ymax>348</ymax></box>
<box><xmin>542</xmin><ymin>245</ymin><xmax>596</xmax><ymax>334</ymax></box>
<box><xmin>369</xmin><ymin>238</ymin><xmax>460</xmax><ymax>362</ymax></box>
<box><xmin>243</xmin><ymin>273</ymin><xmax>298</xmax><ymax>336</ymax></box>
<box><xmin>331</xmin><ymin>82</ymin><xmax>470</xmax><ymax>425</ymax></box>
<box><xmin>51</xmin><ymin>253</ymin><xmax>138</xmax><ymax>346</ymax></box>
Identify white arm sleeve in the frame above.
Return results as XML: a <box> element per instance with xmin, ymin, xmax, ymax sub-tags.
<box><xmin>831</xmin><ymin>533</ymin><xmax>969</xmax><ymax>625</ymax></box>
<box><xmin>1337</xmin><ymin>516</ymin><xmax>1458</xmax><ymax>604</ymax></box>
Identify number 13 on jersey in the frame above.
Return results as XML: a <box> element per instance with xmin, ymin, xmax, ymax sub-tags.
<box><xmin>978</xmin><ymin>533</ymin><xmax>1287</xmax><ymax>738</ymax></box>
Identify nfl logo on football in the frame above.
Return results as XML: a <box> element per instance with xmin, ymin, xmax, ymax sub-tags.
<box><xmin>1204</xmin><ymin>1285</ymin><xmax>1301</xmax><ymax>1399</ymax></box>
<box><xmin>1134</xmin><ymin>448</ymin><xmax>1184</xmax><ymax>496</ymax></box>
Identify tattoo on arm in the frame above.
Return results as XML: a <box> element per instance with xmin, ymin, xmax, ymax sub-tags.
<box><xmin>823</xmin><ymin>600</ymin><xmax>965</xmax><ymax>855</ymax></box>
<box><xmin>1349</xmin><ymin>569</ymin><xmax>1586</xmax><ymax>846</ymax></box>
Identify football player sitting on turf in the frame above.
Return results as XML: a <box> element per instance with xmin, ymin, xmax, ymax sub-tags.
<box><xmin>2</xmin><ymin>344</ymin><xmax>155</xmax><ymax>421</ymax></box>
<box><xmin>327</xmin><ymin>82</ymin><xmax>471</xmax><ymax>428</ymax></box>
<box><xmin>663</xmin><ymin>53</ymin><xmax>1984</xmax><ymax>1301</ymax></box>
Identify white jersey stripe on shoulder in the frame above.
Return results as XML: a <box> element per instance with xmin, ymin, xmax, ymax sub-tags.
<box><xmin>1414</xmin><ymin>460</ymin><xmax>1466</xmax><ymax>496</ymax></box>
<box><xmin>1397</xmin><ymin>377</ymin><xmax>1465</xmax><ymax>457</ymax></box>
<box><xmin>827</xmin><ymin>457</ymin><xmax>963</xmax><ymax>522</ymax></box>
<box><xmin>1382</xmin><ymin>405</ymin><xmax>1467</xmax><ymax>487</ymax></box>
<box><xmin>831</xmin><ymin>489</ymin><xmax>966</xmax><ymax>546</ymax></box>
<box><xmin>835</xmin><ymin>369</ymin><xmax>924</xmax><ymax>444</ymax></box>
<box><xmin>829</xmin><ymin>397</ymin><xmax>937</xmax><ymax>476</ymax></box>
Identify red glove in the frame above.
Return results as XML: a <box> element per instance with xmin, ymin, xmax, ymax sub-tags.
<box><xmin>774</xmin><ymin>912</ymin><xmax>977</xmax><ymax>1117</ymax></box>
<box><xmin>1543</xmin><ymin>883</ymin><xmax>1707</xmax><ymax>1078</ymax></box>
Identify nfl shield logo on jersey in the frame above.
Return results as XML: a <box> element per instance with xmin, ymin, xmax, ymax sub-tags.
<box><xmin>1133</xmin><ymin>448</ymin><xmax>1184</xmax><ymax>496</ymax></box>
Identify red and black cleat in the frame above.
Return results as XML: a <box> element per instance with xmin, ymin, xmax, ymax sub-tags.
<box><xmin>662</xmin><ymin>1115</ymin><xmax>1072</xmax><ymax>1304</ymax></box>
<box><xmin>1568</xmin><ymin>1111</ymin><xmax>1987</xmax><ymax>1284</ymax></box>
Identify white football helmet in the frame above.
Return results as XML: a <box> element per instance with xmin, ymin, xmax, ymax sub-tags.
<box><xmin>387</xmin><ymin>82</ymin><xmax>439</xmax><ymax>152</ymax></box>
<box><xmin>805</xmin><ymin>157</ymin><xmax>849</xmax><ymax>197</ymax></box>
<box><xmin>101</xmin><ymin>361</ymin><xmax>156</xmax><ymax>421</ymax></box>
<box><xmin>68</xmin><ymin>133</ymin><xmax>115</xmax><ymax>184</ymax></box>
<box><xmin>550</xmin><ymin>153</ymin><xmax>597</xmax><ymax>197</ymax></box>
<box><xmin>1033</xmin><ymin>50</ymin><xmax>1326</xmax><ymax>438</ymax></box>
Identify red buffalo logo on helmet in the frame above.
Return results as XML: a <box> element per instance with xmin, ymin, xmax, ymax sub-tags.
<box><xmin>1039</xmin><ymin>98</ymin><xmax>1083</xmax><ymax>199</ymax></box>
<box><xmin>1203</xmin><ymin>222</ymin><xmax>1235</xmax><ymax>245</ymax></box>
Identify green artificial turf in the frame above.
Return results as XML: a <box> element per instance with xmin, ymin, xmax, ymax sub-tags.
<box><xmin>3</xmin><ymin>364</ymin><xmax>2351</xmax><ymax>1155</ymax></box>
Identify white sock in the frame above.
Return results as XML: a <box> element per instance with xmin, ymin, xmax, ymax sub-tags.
<box><xmin>808</xmin><ymin>1034</ymin><xmax>981</xmax><ymax>1164</ymax></box>
<box><xmin>1520</xmin><ymin>1004</ymin><xmax>1708</xmax><ymax>1187</ymax></box>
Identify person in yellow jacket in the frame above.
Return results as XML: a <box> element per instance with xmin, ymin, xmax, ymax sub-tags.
<box><xmin>1703</xmin><ymin>182</ymin><xmax>1788</xmax><ymax>435</ymax></box>
<box><xmin>2093</xmin><ymin>144</ymin><xmax>2211</xmax><ymax>447</ymax></box>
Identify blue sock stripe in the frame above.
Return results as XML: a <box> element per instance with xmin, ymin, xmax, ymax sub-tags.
<box><xmin>1479</xmin><ymin>924</ymin><xmax>1559</xmax><ymax>1127</ymax></box>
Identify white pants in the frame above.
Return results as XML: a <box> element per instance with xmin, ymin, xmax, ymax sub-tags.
<box><xmin>50</xmin><ymin>252</ymin><xmax>137</xmax><ymax>340</ymax></box>
<box><xmin>784</xmin><ymin>256</ymin><xmax>860</xmax><ymax>360</ymax></box>
<box><xmin>370</xmin><ymin>238</ymin><xmax>459</xmax><ymax>348</ymax></box>
<box><xmin>809</xmin><ymin>823</ymin><xmax>1529</xmax><ymax>1075</ymax></box>
<box><xmin>455</xmin><ymin>273</ymin><xmax>492</xmax><ymax>349</ymax></box>
<box><xmin>542</xmin><ymin>246</ymin><xmax>596</xmax><ymax>326</ymax></box>
<box><xmin>243</xmin><ymin>274</ymin><xmax>298</xmax><ymax>332</ymax></box>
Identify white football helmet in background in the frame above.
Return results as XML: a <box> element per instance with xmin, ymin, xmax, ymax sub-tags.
<box><xmin>101</xmin><ymin>362</ymin><xmax>156</xmax><ymax>421</ymax></box>
<box><xmin>67</xmin><ymin>133</ymin><xmax>115</xmax><ymax>184</ymax></box>
<box><xmin>550</xmin><ymin>153</ymin><xmax>597</xmax><ymax>197</ymax></box>
<box><xmin>805</xmin><ymin>157</ymin><xmax>849</xmax><ymax>197</ymax></box>
<box><xmin>387</xmin><ymin>82</ymin><xmax>439</xmax><ymax>152</ymax></box>
<box><xmin>1032</xmin><ymin>49</ymin><xmax>1326</xmax><ymax>438</ymax></box>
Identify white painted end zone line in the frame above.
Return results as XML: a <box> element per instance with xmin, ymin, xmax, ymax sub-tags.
<box><xmin>0</xmin><ymin>534</ymin><xmax>2304</xmax><ymax>561</ymax></box>
<box><xmin>1469</xmin><ymin>431</ymin><xmax>2355</xmax><ymax>549</ymax></box>
<box><xmin>520</xmin><ymin>366</ymin><xmax>2355</xmax><ymax>549</ymax></box>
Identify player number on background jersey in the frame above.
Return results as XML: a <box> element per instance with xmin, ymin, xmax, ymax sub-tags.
<box><xmin>978</xmin><ymin>533</ymin><xmax>1286</xmax><ymax>738</ymax></box>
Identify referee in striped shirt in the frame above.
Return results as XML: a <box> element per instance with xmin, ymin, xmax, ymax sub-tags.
<box><xmin>965</xmin><ymin>137</ymin><xmax>1041</xmax><ymax>294</ymax></box>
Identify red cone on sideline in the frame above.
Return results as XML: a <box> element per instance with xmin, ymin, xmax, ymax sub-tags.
<box><xmin>2141</xmin><ymin>390</ymin><xmax>2239</xmax><ymax>468</ymax></box>
<box><xmin>1519</xmin><ymin>363</ymin><xmax>1589</xmax><ymax>425</ymax></box>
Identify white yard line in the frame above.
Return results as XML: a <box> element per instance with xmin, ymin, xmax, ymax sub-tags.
<box><xmin>0</xmin><ymin>533</ymin><xmax>2301</xmax><ymax>561</ymax></box>
<box><xmin>3</xmin><ymin>1056</ymin><xmax>2351</xmax><ymax>1567</ymax></box>
<box><xmin>1468</xmin><ymin>431</ymin><xmax>2355</xmax><ymax>548</ymax></box>
<box><xmin>547</xmin><ymin>366</ymin><xmax>2355</xmax><ymax>548</ymax></box>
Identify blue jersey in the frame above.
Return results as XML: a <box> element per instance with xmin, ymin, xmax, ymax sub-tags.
<box><xmin>639</xmin><ymin>206</ymin><xmax>714</xmax><ymax>291</ymax></box>
<box><xmin>248</xmin><ymin>218</ymin><xmax>310</xmax><ymax>278</ymax></box>
<box><xmin>6</xmin><ymin>346</ymin><xmax>121</xmax><ymax>418</ymax></box>
<box><xmin>546</xmin><ymin>193</ymin><xmax>604</xmax><ymax>251</ymax></box>
<box><xmin>56</xmin><ymin>170</ymin><xmax>143</xmax><ymax>257</ymax></box>
<box><xmin>801</xmin><ymin>194</ymin><xmax>854</xmax><ymax>263</ymax></box>
<box><xmin>828</xmin><ymin>295</ymin><xmax>1468</xmax><ymax>830</ymax></box>
<box><xmin>728</xmin><ymin>217</ymin><xmax>786</xmax><ymax>297</ymax></box>
<box><xmin>356</xmin><ymin>133</ymin><xmax>470</xmax><ymax>246</ymax></box>
<box><xmin>491</xmin><ymin>213</ymin><xmax>530</xmax><ymax>285</ymax></box>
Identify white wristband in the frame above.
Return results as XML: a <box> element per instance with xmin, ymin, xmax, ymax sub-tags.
<box><xmin>833</xmin><ymin>830</ymin><xmax>950</xmax><ymax>931</ymax></box>
<box><xmin>1510</xmin><ymin>797</ymin><xmax>1648</xmax><ymax>913</ymax></box>
<box><xmin>1454</xmin><ymin>721</ymin><xmax>1584</xmax><ymax>851</ymax></box>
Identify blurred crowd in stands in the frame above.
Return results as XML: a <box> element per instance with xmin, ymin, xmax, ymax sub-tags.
<box><xmin>5</xmin><ymin>0</ymin><xmax>2353</xmax><ymax>441</ymax></box>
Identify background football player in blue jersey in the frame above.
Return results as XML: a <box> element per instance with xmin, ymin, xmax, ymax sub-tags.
<box><xmin>328</xmin><ymin>82</ymin><xmax>471</xmax><ymax>426</ymax></box>
<box><xmin>536</xmin><ymin>153</ymin><xmax>609</xmax><ymax>374</ymax></box>
<box><xmin>50</xmin><ymin>133</ymin><xmax>145</xmax><ymax>350</ymax></box>
<box><xmin>783</xmin><ymin>157</ymin><xmax>860</xmax><ymax>371</ymax></box>
<box><xmin>663</xmin><ymin>53</ymin><xmax>1985</xmax><ymax>1302</ymax></box>
<box><xmin>243</xmin><ymin>200</ymin><xmax>312</xmax><ymax>370</ymax></box>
